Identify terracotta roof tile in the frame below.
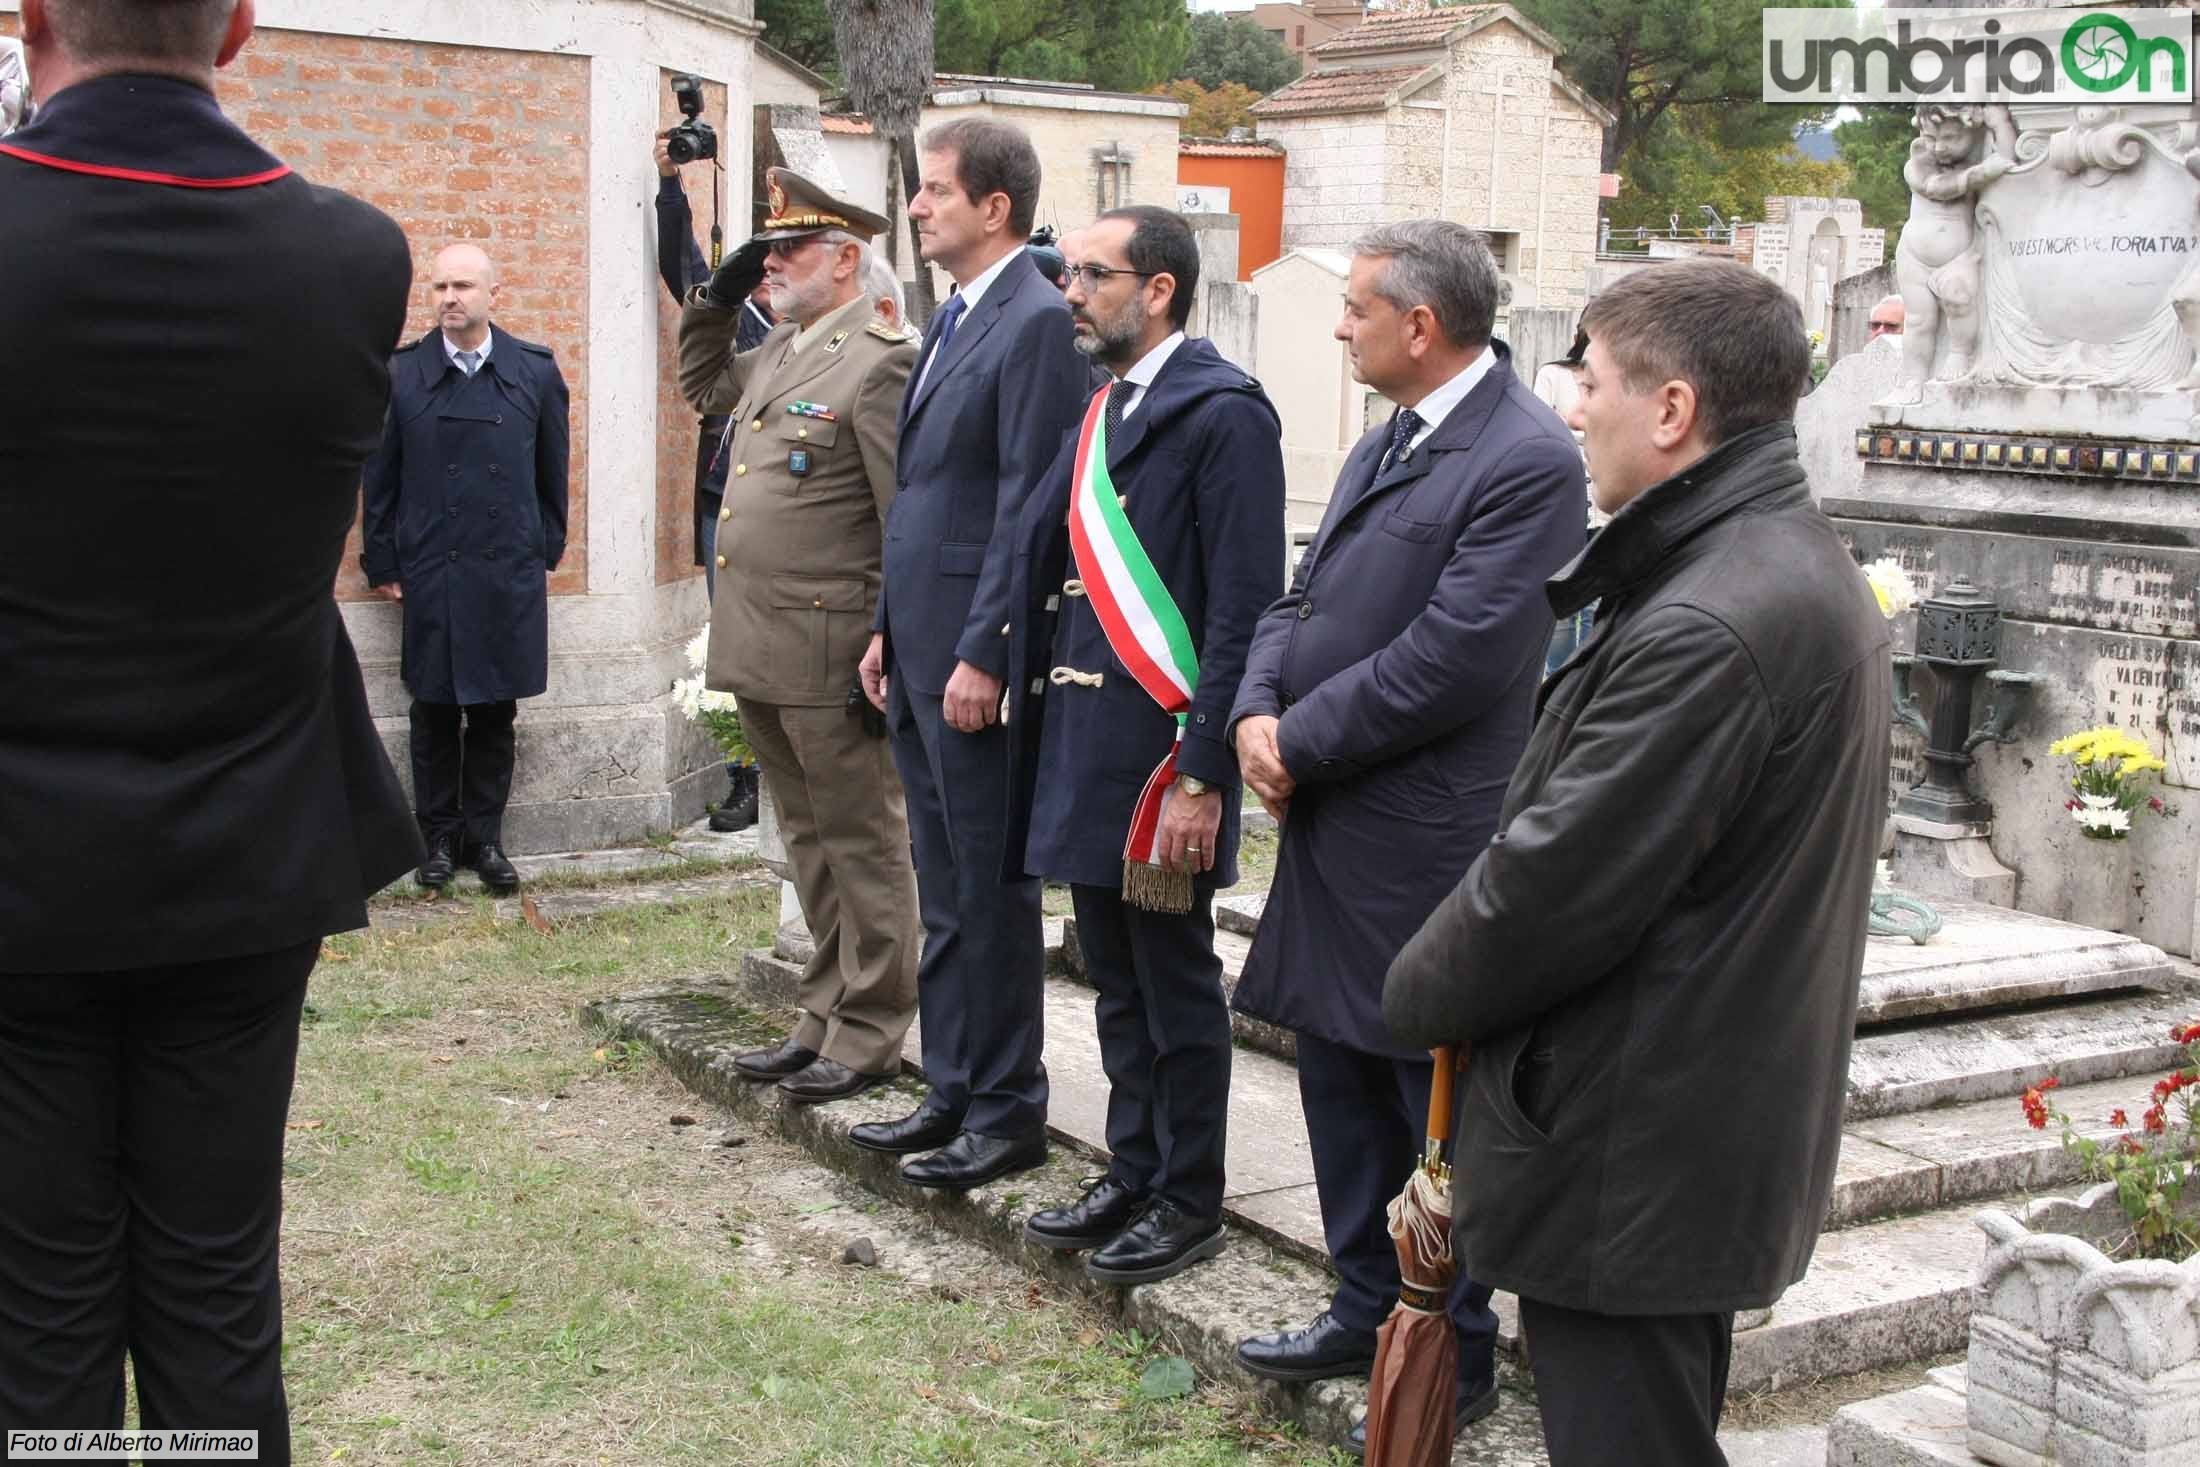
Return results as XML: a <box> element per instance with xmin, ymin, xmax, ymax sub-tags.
<box><xmin>1311</xmin><ymin>5</ymin><xmax>1495</xmax><ymax>57</ymax></box>
<box><xmin>1178</xmin><ymin>139</ymin><xmax>1285</xmax><ymax>157</ymax></box>
<box><xmin>1250</xmin><ymin>64</ymin><xmax>1432</xmax><ymax>118</ymax></box>
<box><xmin>820</xmin><ymin>114</ymin><xmax>873</xmax><ymax>135</ymax></box>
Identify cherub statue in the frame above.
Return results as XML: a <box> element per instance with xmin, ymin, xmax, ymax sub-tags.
<box><xmin>1893</xmin><ymin>104</ymin><xmax>2012</xmax><ymax>397</ymax></box>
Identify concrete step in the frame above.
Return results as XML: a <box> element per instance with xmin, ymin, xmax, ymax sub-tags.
<box><xmin>699</xmin><ymin>950</ymin><xmax>2140</xmax><ymax>1402</ymax></box>
<box><xmin>1843</xmin><ymin>985</ymin><xmax>2197</xmax><ymax>1119</ymax></box>
<box><xmin>584</xmin><ymin>979</ymin><xmax>1948</xmax><ymax>1455</ymax></box>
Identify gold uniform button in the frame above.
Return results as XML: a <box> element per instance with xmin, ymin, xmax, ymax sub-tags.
<box><xmin>719</xmin><ymin>507</ymin><xmax>731</xmax><ymax>522</ymax></box>
<box><xmin>751</xmin><ymin>418</ymin><xmax>763</xmax><ymax>431</ymax></box>
<box><xmin>715</xmin><ymin>554</ymin><xmax>727</xmax><ymax>569</ymax></box>
<box><xmin>797</xmin><ymin>428</ymin><xmax>809</xmax><ymax>440</ymax></box>
<box><xmin>812</xmin><ymin>597</ymin><xmax>824</xmax><ymax>608</ymax></box>
<box><xmin>735</xmin><ymin>464</ymin><xmax>747</xmax><ymax>476</ymax></box>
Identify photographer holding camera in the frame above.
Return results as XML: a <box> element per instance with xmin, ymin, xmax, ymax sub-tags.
<box><xmin>655</xmin><ymin>73</ymin><xmax>766</xmax><ymax>832</ymax></box>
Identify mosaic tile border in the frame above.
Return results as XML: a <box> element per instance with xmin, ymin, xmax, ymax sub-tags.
<box><xmin>1856</xmin><ymin>429</ymin><xmax>2200</xmax><ymax>481</ymax></box>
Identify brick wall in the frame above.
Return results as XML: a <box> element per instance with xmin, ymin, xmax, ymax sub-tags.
<box><xmin>654</xmin><ymin>72</ymin><xmax>729</xmax><ymax>586</ymax></box>
<box><xmin>203</xmin><ymin>26</ymin><xmax>592</xmax><ymax>602</ymax></box>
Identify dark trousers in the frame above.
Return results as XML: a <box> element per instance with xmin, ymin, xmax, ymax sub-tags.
<box><xmin>1295</xmin><ymin>1032</ymin><xmax>1498</xmax><ymax>1372</ymax></box>
<box><xmin>408</xmin><ymin>697</ymin><xmax>517</xmax><ymax>852</ymax></box>
<box><xmin>0</xmin><ymin>942</ymin><xmax>316</xmax><ymax>1466</ymax></box>
<box><xmin>1519</xmin><ymin>1297</ymin><xmax>1733</xmax><ymax>1467</ymax></box>
<box><xmin>887</xmin><ymin>681</ymin><xmax>1046</xmax><ymax>1137</ymax></box>
<box><xmin>1071</xmin><ymin>884</ymin><xmax>1231</xmax><ymax>1218</ymax></box>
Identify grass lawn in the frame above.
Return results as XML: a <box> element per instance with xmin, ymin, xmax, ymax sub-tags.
<box><xmin>279</xmin><ymin>878</ymin><xmax>1334</xmax><ymax>1465</ymax></box>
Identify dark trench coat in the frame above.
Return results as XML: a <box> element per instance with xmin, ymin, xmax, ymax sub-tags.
<box><xmin>361</xmin><ymin>324</ymin><xmax>570</xmax><ymax>705</ymax></box>
<box><xmin>1226</xmin><ymin>345</ymin><xmax>1586</xmax><ymax>1059</ymax></box>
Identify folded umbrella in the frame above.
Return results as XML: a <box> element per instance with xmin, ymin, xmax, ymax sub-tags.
<box><xmin>1359</xmin><ymin>1044</ymin><xmax>1467</xmax><ymax>1466</ymax></box>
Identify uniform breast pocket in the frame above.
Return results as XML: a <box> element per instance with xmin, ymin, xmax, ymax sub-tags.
<box><xmin>773</xmin><ymin>415</ymin><xmax>839</xmax><ymax>491</ymax></box>
<box><xmin>768</xmin><ymin>573</ymin><xmax>869</xmax><ymax>692</ymax></box>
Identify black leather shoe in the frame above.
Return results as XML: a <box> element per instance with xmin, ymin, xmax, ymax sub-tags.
<box><xmin>1085</xmin><ymin>1200</ymin><xmax>1225</xmax><ymax>1285</ymax></box>
<box><xmin>1236</xmin><ymin>1309</ymin><xmax>1380</xmax><ymax>1383</ymax></box>
<box><xmin>416</xmin><ymin>835</ymin><xmax>456</xmax><ymax>891</ymax></box>
<box><xmin>849</xmin><ymin>1107</ymin><xmax>964</xmax><ymax>1155</ymax></box>
<box><xmin>778</xmin><ymin>1056</ymin><xmax>894</xmax><ymax>1104</ymax></box>
<box><xmin>1024</xmin><ymin>1176</ymin><xmax>1148</xmax><ymax>1251</ymax></box>
<box><xmin>732</xmin><ymin>1035</ymin><xmax>818</xmax><ymax>1082</ymax></box>
<box><xmin>710</xmin><ymin>766</ymin><xmax>758</xmax><ymax>833</ymax></box>
<box><xmin>1344</xmin><ymin>1371</ymin><xmax>1500</xmax><ymax>1456</ymax></box>
<box><xmin>472</xmin><ymin>843</ymin><xmax>519</xmax><ymax>895</ymax></box>
<box><xmin>899</xmin><ymin>1129</ymin><xmax>1046</xmax><ymax>1191</ymax></box>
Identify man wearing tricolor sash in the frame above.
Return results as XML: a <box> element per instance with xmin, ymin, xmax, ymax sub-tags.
<box><xmin>1003</xmin><ymin>207</ymin><xmax>1285</xmax><ymax>1286</ymax></box>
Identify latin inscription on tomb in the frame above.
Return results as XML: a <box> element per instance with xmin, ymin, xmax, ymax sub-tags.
<box><xmin>2004</xmin><ymin>233</ymin><xmax>2200</xmax><ymax>259</ymax></box>
<box><xmin>2049</xmin><ymin>549</ymin><xmax>2197</xmax><ymax>640</ymax></box>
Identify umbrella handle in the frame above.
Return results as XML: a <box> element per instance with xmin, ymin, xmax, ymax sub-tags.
<box><xmin>1426</xmin><ymin>1045</ymin><xmax>1468</xmax><ymax>1149</ymax></box>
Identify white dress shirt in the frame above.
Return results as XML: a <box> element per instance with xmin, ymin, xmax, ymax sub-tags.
<box><xmin>1111</xmin><ymin>330</ymin><xmax>1186</xmax><ymax>420</ymax></box>
<box><xmin>1398</xmin><ymin>345</ymin><xmax>1495</xmax><ymax>454</ymax></box>
<box><xmin>442</xmin><ymin>330</ymin><xmax>493</xmax><ymax>374</ymax></box>
<box><xmin>914</xmin><ymin>245</ymin><xmax>1025</xmax><ymax>395</ymax></box>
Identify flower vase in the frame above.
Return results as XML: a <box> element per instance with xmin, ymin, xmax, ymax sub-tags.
<box><xmin>2057</xmin><ymin>841</ymin><xmax>2135</xmax><ymax>934</ymax></box>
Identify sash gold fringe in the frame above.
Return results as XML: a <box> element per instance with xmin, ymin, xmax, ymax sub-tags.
<box><xmin>1123</xmin><ymin>860</ymin><xmax>1192</xmax><ymax>914</ymax></box>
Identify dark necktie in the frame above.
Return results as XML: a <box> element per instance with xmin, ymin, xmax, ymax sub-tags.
<box><xmin>1104</xmin><ymin>378</ymin><xmax>1137</xmax><ymax>443</ymax></box>
<box><xmin>1379</xmin><ymin>407</ymin><xmax>1424</xmax><ymax>475</ymax></box>
<box><xmin>927</xmin><ymin>293</ymin><xmax>965</xmax><ymax>377</ymax></box>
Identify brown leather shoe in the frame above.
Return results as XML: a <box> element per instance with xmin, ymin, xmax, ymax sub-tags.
<box><xmin>732</xmin><ymin>1035</ymin><xmax>817</xmax><ymax>1082</ymax></box>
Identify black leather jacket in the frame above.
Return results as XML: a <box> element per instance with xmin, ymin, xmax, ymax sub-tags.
<box><xmin>1384</xmin><ymin>421</ymin><xmax>1893</xmax><ymax>1315</ymax></box>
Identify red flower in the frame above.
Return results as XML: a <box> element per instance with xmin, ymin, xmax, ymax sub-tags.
<box><xmin>2145</xmin><ymin>1105</ymin><xmax>2169</xmax><ymax>1134</ymax></box>
<box><xmin>2110</xmin><ymin>1108</ymin><xmax>2129</xmax><ymax>1128</ymax></box>
<box><xmin>2173</xmin><ymin>1022</ymin><xmax>2200</xmax><ymax>1044</ymax></box>
<box><xmin>2118</xmin><ymin>1135</ymin><xmax>2145</xmax><ymax>1156</ymax></box>
<box><xmin>2066</xmin><ymin>799</ymin><xmax>2082</xmax><ymax>812</ymax></box>
<box><xmin>2151</xmin><ymin>796</ymin><xmax>2168</xmax><ymax>813</ymax></box>
<box><xmin>2023</xmin><ymin>1086</ymin><xmax>2053</xmax><ymax>1130</ymax></box>
<box><xmin>2155</xmin><ymin>1076</ymin><xmax>2177</xmax><ymax>1102</ymax></box>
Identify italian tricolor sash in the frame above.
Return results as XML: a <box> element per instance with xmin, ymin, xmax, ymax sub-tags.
<box><xmin>1066</xmin><ymin>385</ymin><xmax>1200</xmax><ymax>914</ymax></box>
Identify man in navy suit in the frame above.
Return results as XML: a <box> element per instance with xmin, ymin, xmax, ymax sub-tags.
<box><xmin>1227</xmin><ymin>221</ymin><xmax>1586</xmax><ymax>1454</ymax></box>
<box><xmin>854</xmin><ymin>117</ymin><xmax>1088</xmax><ymax>1189</ymax></box>
<box><xmin>1006</xmin><ymin>207</ymin><xmax>1283</xmax><ymax>1284</ymax></box>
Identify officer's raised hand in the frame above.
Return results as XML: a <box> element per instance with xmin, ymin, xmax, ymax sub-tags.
<box><xmin>706</xmin><ymin>235</ymin><xmax>770</xmax><ymax>311</ymax></box>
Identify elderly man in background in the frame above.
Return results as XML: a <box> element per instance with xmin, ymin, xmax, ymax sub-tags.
<box><xmin>1384</xmin><ymin>259</ymin><xmax>1891</xmax><ymax>1465</ymax></box>
<box><xmin>677</xmin><ymin>168</ymin><xmax>922</xmax><ymax>1104</ymax></box>
<box><xmin>1228</xmin><ymin>220</ymin><xmax>1586</xmax><ymax>1455</ymax></box>
<box><xmin>1869</xmin><ymin>293</ymin><xmax>1906</xmax><ymax>340</ymax></box>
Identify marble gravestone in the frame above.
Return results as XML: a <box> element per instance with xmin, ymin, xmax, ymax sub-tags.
<box><xmin>1823</xmin><ymin>99</ymin><xmax>2200</xmax><ymax>959</ymax></box>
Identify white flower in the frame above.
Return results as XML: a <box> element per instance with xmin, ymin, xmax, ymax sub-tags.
<box><xmin>1863</xmin><ymin>559</ymin><xmax>1917</xmax><ymax>619</ymax></box>
<box><xmin>685</xmin><ymin>626</ymin><xmax>712</xmax><ymax>673</ymax></box>
<box><xmin>2074</xmin><ymin>794</ymin><xmax>2132</xmax><ymax>834</ymax></box>
<box><xmin>697</xmin><ymin>687</ymin><xmax>740</xmax><ymax>714</ymax></box>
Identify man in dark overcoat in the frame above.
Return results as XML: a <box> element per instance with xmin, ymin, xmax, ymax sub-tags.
<box><xmin>1227</xmin><ymin>220</ymin><xmax>1586</xmax><ymax>1453</ymax></box>
<box><xmin>1004</xmin><ymin>207</ymin><xmax>1283</xmax><ymax>1285</ymax></box>
<box><xmin>362</xmin><ymin>242</ymin><xmax>571</xmax><ymax>895</ymax></box>
<box><xmin>0</xmin><ymin>0</ymin><xmax>421</xmax><ymax>1454</ymax></box>
<box><xmin>852</xmin><ymin>117</ymin><xmax>1088</xmax><ymax>1189</ymax></box>
<box><xmin>1383</xmin><ymin>260</ymin><xmax>1891</xmax><ymax>1467</ymax></box>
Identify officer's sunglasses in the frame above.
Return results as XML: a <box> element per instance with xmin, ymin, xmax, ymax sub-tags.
<box><xmin>767</xmin><ymin>236</ymin><xmax>827</xmax><ymax>259</ymax></box>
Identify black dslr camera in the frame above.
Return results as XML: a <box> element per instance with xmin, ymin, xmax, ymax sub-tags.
<box><xmin>1026</xmin><ymin>224</ymin><xmax>1066</xmax><ymax>288</ymax></box>
<box><xmin>666</xmin><ymin>74</ymin><xmax>717</xmax><ymax>165</ymax></box>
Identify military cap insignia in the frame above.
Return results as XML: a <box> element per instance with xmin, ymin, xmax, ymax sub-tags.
<box><xmin>767</xmin><ymin>175</ymin><xmax>788</xmax><ymax>217</ymax></box>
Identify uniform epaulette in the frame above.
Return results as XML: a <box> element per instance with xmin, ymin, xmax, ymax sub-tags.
<box><xmin>865</xmin><ymin>319</ymin><xmax>917</xmax><ymax>343</ymax></box>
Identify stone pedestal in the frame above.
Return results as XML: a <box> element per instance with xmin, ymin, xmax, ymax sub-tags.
<box><xmin>1890</xmin><ymin>823</ymin><xmax>2020</xmax><ymax>909</ymax></box>
<box><xmin>1828</xmin><ymin>457</ymin><xmax>2200</xmax><ymax>958</ymax></box>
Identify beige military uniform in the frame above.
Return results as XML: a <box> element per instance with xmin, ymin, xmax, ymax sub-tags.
<box><xmin>679</xmin><ymin>287</ymin><xmax>921</xmax><ymax>1075</ymax></box>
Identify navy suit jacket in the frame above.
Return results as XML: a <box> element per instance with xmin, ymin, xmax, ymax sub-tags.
<box><xmin>879</xmin><ymin>255</ymin><xmax>1088</xmax><ymax>696</ymax></box>
<box><xmin>1226</xmin><ymin>342</ymin><xmax>1589</xmax><ymax>1056</ymax></box>
<box><xmin>1003</xmin><ymin>337</ymin><xmax>1285</xmax><ymax>888</ymax></box>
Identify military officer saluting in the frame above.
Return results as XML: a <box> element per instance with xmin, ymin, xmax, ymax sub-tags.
<box><xmin>677</xmin><ymin>169</ymin><xmax>923</xmax><ymax>1102</ymax></box>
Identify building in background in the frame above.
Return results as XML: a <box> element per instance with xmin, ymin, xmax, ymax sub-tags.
<box><xmin>1221</xmin><ymin>0</ymin><xmax>1369</xmax><ymax>68</ymax></box>
<box><xmin>1250</xmin><ymin>2</ymin><xmax>1609</xmax><ymax>313</ymax></box>
<box><xmin>0</xmin><ymin>0</ymin><xmax>760</xmax><ymax>852</ymax></box>
<box><xmin>1177</xmin><ymin>137</ymin><xmax>1285</xmax><ymax>280</ymax></box>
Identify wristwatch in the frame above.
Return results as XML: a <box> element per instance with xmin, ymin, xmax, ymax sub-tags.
<box><xmin>1177</xmin><ymin>775</ymin><xmax>1216</xmax><ymax>797</ymax></box>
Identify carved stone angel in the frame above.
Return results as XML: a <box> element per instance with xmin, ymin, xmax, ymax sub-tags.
<box><xmin>1894</xmin><ymin>104</ymin><xmax>2014</xmax><ymax>397</ymax></box>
